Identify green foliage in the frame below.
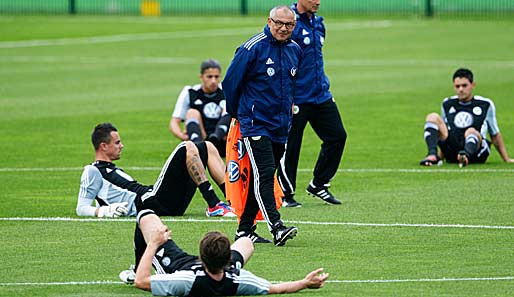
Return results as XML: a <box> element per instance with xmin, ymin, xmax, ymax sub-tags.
<box><xmin>0</xmin><ymin>15</ymin><xmax>513</xmax><ymax>296</ymax></box>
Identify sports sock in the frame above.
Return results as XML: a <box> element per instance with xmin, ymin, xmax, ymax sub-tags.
<box><xmin>423</xmin><ymin>122</ymin><xmax>439</xmax><ymax>156</ymax></box>
<box><xmin>185</xmin><ymin>120</ymin><xmax>202</xmax><ymax>143</ymax></box>
<box><xmin>213</xmin><ymin>114</ymin><xmax>231</xmax><ymax>139</ymax></box>
<box><xmin>464</xmin><ymin>134</ymin><xmax>480</xmax><ymax>157</ymax></box>
<box><xmin>198</xmin><ymin>181</ymin><xmax>219</xmax><ymax>208</ymax></box>
<box><xmin>218</xmin><ymin>182</ymin><xmax>226</xmax><ymax>197</ymax></box>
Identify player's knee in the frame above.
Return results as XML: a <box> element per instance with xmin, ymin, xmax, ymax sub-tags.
<box><xmin>425</xmin><ymin>112</ymin><xmax>441</xmax><ymax>123</ymax></box>
<box><xmin>205</xmin><ymin>140</ymin><xmax>217</xmax><ymax>154</ymax></box>
<box><xmin>464</xmin><ymin>128</ymin><xmax>481</xmax><ymax>140</ymax></box>
<box><xmin>184</xmin><ymin>140</ymin><xmax>197</xmax><ymax>152</ymax></box>
<box><xmin>185</xmin><ymin>109</ymin><xmax>203</xmax><ymax>123</ymax></box>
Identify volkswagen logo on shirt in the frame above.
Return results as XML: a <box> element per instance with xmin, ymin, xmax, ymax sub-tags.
<box><xmin>237</xmin><ymin>139</ymin><xmax>246</xmax><ymax>160</ymax></box>
<box><xmin>228</xmin><ymin>161</ymin><xmax>240</xmax><ymax>183</ymax></box>
<box><xmin>203</xmin><ymin>102</ymin><xmax>222</xmax><ymax>119</ymax></box>
<box><xmin>267</xmin><ymin>67</ymin><xmax>275</xmax><ymax>77</ymax></box>
<box><xmin>454</xmin><ymin>111</ymin><xmax>473</xmax><ymax>128</ymax></box>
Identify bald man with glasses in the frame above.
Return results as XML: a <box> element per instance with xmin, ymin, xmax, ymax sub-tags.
<box><xmin>222</xmin><ymin>6</ymin><xmax>302</xmax><ymax>246</ymax></box>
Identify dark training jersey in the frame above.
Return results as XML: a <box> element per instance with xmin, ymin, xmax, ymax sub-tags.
<box><xmin>150</xmin><ymin>251</ymin><xmax>270</xmax><ymax>296</ymax></box>
<box><xmin>77</xmin><ymin>161</ymin><xmax>151</xmax><ymax>216</ymax></box>
<box><xmin>172</xmin><ymin>84</ymin><xmax>226</xmax><ymax>134</ymax></box>
<box><xmin>441</xmin><ymin>95</ymin><xmax>499</xmax><ymax>149</ymax></box>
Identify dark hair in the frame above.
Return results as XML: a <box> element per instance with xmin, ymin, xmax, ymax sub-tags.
<box><xmin>200</xmin><ymin>59</ymin><xmax>221</xmax><ymax>74</ymax></box>
<box><xmin>91</xmin><ymin>123</ymin><xmax>117</xmax><ymax>150</ymax></box>
<box><xmin>199</xmin><ymin>231</ymin><xmax>231</xmax><ymax>274</ymax></box>
<box><xmin>453</xmin><ymin>68</ymin><xmax>474</xmax><ymax>83</ymax></box>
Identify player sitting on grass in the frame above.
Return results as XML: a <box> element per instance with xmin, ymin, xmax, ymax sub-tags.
<box><xmin>420</xmin><ymin>68</ymin><xmax>513</xmax><ymax>167</ymax></box>
<box><xmin>76</xmin><ymin>122</ymin><xmax>234</xmax><ymax>218</ymax></box>
<box><xmin>128</xmin><ymin>209</ymin><xmax>329</xmax><ymax>296</ymax></box>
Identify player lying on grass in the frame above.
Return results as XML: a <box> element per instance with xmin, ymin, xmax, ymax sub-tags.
<box><xmin>76</xmin><ymin>122</ymin><xmax>234</xmax><ymax>218</ymax></box>
<box><xmin>420</xmin><ymin>68</ymin><xmax>513</xmax><ymax>167</ymax></box>
<box><xmin>131</xmin><ymin>209</ymin><xmax>329</xmax><ymax>296</ymax></box>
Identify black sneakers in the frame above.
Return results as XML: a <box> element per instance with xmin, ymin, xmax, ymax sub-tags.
<box><xmin>272</xmin><ymin>221</ymin><xmax>298</xmax><ymax>246</ymax></box>
<box><xmin>306</xmin><ymin>182</ymin><xmax>341</xmax><ymax>205</ymax></box>
<box><xmin>282</xmin><ymin>194</ymin><xmax>302</xmax><ymax>208</ymax></box>
<box><xmin>235</xmin><ymin>227</ymin><xmax>272</xmax><ymax>244</ymax></box>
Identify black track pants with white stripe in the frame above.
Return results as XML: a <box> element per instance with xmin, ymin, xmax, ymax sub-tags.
<box><xmin>238</xmin><ymin>136</ymin><xmax>285</xmax><ymax>232</ymax></box>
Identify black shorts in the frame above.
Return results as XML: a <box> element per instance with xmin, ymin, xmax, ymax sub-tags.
<box><xmin>153</xmin><ymin>239</ymin><xmax>244</xmax><ymax>274</ymax></box>
<box><xmin>439</xmin><ymin>138</ymin><xmax>491</xmax><ymax>164</ymax></box>
<box><xmin>141</xmin><ymin>141</ymin><xmax>208</xmax><ymax>216</ymax></box>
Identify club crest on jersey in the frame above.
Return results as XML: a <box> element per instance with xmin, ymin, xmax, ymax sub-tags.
<box><xmin>303</xmin><ymin>36</ymin><xmax>311</xmax><ymax>45</ymax></box>
<box><xmin>290</xmin><ymin>67</ymin><xmax>297</xmax><ymax>77</ymax></box>
<box><xmin>267</xmin><ymin>67</ymin><xmax>275</xmax><ymax>77</ymax></box>
<box><xmin>454</xmin><ymin>111</ymin><xmax>473</xmax><ymax>128</ymax></box>
<box><xmin>162</xmin><ymin>257</ymin><xmax>171</xmax><ymax>266</ymax></box>
<box><xmin>473</xmin><ymin>106</ymin><xmax>482</xmax><ymax>116</ymax></box>
<box><xmin>203</xmin><ymin>102</ymin><xmax>222</xmax><ymax>119</ymax></box>
<box><xmin>237</xmin><ymin>139</ymin><xmax>246</xmax><ymax>160</ymax></box>
<box><xmin>228</xmin><ymin>161</ymin><xmax>240</xmax><ymax>183</ymax></box>
<box><xmin>293</xmin><ymin>105</ymin><xmax>300</xmax><ymax>114</ymax></box>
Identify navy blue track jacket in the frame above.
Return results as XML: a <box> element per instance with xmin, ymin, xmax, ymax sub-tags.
<box><xmin>222</xmin><ymin>25</ymin><xmax>302</xmax><ymax>144</ymax></box>
<box><xmin>291</xmin><ymin>2</ymin><xmax>333</xmax><ymax>105</ymax></box>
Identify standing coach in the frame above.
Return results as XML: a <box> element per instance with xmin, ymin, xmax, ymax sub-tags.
<box><xmin>222</xmin><ymin>5</ymin><xmax>302</xmax><ymax>246</ymax></box>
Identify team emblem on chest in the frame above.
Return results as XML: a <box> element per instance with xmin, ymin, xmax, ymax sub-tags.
<box><xmin>453</xmin><ymin>111</ymin><xmax>473</xmax><ymax>128</ymax></box>
<box><xmin>203</xmin><ymin>102</ymin><xmax>222</xmax><ymax>119</ymax></box>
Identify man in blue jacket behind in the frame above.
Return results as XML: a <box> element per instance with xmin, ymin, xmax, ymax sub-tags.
<box><xmin>278</xmin><ymin>0</ymin><xmax>347</xmax><ymax>207</ymax></box>
<box><xmin>222</xmin><ymin>5</ymin><xmax>302</xmax><ymax>246</ymax></box>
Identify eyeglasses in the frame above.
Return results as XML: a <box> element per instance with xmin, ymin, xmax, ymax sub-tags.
<box><xmin>269</xmin><ymin>18</ymin><xmax>295</xmax><ymax>30</ymax></box>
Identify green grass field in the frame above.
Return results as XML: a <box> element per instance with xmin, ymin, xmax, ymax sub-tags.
<box><xmin>1</xmin><ymin>15</ymin><xmax>513</xmax><ymax>296</ymax></box>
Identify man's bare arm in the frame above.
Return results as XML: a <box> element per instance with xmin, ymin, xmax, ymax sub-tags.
<box><xmin>268</xmin><ymin>268</ymin><xmax>329</xmax><ymax>294</ymax></box>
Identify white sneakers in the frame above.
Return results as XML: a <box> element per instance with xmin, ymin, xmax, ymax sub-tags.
<box><xmin>119</xmin><ymin>264</ymin><xmax>136</xmax><ymax>284</ymax></box>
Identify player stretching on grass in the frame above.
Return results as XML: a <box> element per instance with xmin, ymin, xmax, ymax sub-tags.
<box><xmin>76</xmin><ymin>122</ymin><xmax>234</xmax><ymax>218</ymax></box>
<box><xmin>131</xmin><ymin>209</ymin><xmax>329</xmax><ymax>296</ymax></box>
<box><xmin>420</xmin><ymin>68</ymin><xmax>514</xmax><ymax>167</ymax></box>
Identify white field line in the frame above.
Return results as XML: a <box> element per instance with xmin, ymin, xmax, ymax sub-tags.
<box><xmin>0</xmin><ymin>280</ymin><xmax>122</xmax><ymax>286</ymax></box>
<box><xmin>1</xmin><ymin>166</ymin><xmax>514</xmax><ymax>173</ymax></box>
<box><xmin>2</xmin><ymin>56</ymin><xmax>514</xmax><ymax>69</ymax></box>
<box><xmin>0</xmin><ymin>55</ymin><xmax>196</xmax><ymax>64</ymax></box>
<box><xmin>325</xmin><ymin>276</ymin><xmax>514</xmax><ymax>284</ymax></box>
<box><xmin>1</xmin><ymin>217</ymin><xmax>513</xmax><ymax>230</ymax></box>
<box><xmin>0</xmin><ymin>21</ymin><xmax>391</xmax><ymax>49</ymax></box>
<box><xmin>1</xmin><ymin>276</ymin><xmax>513</xmax><ymax>286</ymax></box>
